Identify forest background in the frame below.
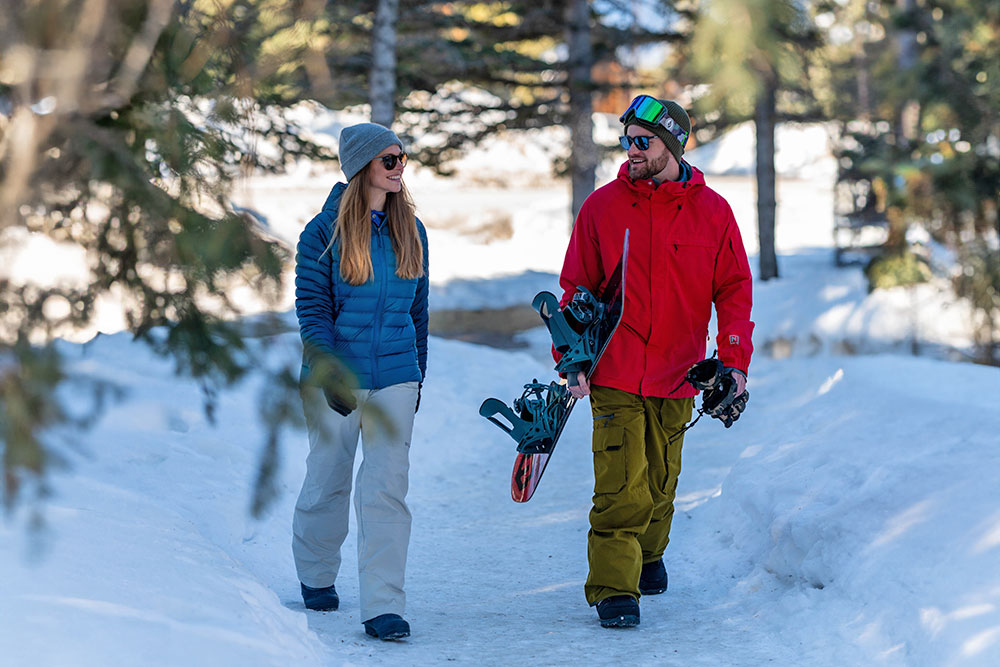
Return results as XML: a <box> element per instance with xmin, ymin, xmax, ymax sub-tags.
<box><xmin>0</xmin><ymin>0</ymin><xmax>997</xmax><ymax>514</ymax></box>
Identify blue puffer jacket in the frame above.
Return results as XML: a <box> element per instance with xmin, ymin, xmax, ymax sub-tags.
<box><xmin>295</xmin><ymin>182</ymin><xmax>429</xmax><ymax>390</ymax></box>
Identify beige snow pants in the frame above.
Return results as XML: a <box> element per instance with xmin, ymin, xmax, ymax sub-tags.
<box><xmin>293</xmin><ymin>381</ymin><xmax>418</xmax><ymax>621</ymax></box>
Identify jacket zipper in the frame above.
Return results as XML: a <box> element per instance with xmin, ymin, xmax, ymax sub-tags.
<box><xmin>639</xmin><ymin>195</ymin><xmax>656</xmax><ymax>396</ymax></box>
<box><xmin>372</xmin><ymin>224</ymin><xmax>388</xmax><ymax>388</ymax></box>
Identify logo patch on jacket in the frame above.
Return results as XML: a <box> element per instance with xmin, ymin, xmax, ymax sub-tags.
<box><xmin>729</xmin><ymin>334</ymin><xmax>739</xmax><ymax>345</ymax></box>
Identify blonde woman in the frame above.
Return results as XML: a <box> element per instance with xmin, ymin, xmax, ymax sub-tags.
<box><xmin>292</xmin><ymin>123</ymin><xmax>428</xmax><ymax>641</ymax></box>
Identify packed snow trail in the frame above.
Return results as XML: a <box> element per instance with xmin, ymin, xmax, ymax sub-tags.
<box><xmin>4</xmin><ymin>329</ymin><xmax>998</xmax><ymax>666</ymax></box>
<box><xmin>244</xmin><ymin>336</ymin><xmax>810</xmax><ymax>665</ymax></box>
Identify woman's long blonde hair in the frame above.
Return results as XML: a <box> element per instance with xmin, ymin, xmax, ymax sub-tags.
<box><xmin>330</xmin><ymin>162</ymin><xmax>424</xmax><ymax>286</ymax></box>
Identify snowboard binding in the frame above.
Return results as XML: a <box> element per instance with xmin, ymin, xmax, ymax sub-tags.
<box><xmin>479</xmin><ymin>380</ymin><xmax>572</xmax><ymax>455</ymax></box>
<box><xmin>533</xmin><ymin>288</ymin><xmax>607</xmax><ymax>384</ymax></box>
<box><xmin>478</xmin><ymin>229</ymin><xmax>629</xmax><ymax>503</ymax></box>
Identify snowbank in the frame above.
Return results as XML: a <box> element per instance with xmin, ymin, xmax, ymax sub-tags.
<box><xmin>3</xmin><ymin>332</ymin><xmax>998</xmax><ymax>666</ymax></box>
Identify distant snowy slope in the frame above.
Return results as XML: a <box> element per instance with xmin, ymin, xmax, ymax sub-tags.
<box><xmin>685</xmin><ymin>122</ymin><xmax>838</xmax><ymax>180</ymax></box>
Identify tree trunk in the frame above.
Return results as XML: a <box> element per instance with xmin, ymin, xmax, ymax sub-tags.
<box><xmin>755</xmin><ymin>76</ymin><xmax>779</xmax><ymax>281</ymax></box>
<box><xmin>370</xmin><ymin>0</ymin><xmax>398</xmax><ymax>128</ymax></box>
<box><xmin>894</xmin><ymin>0</ymin><xmax>920</xmax><ymax>146</ymax></box>
<box><xmin>887</xmin><ymin>0</ymin><xmax>920</xmax><ymax>250</ymax></box>
<box><xmin>567</xmin><ymin>0</ymin><xmax>596</xmax><ymax>226</ymax></box>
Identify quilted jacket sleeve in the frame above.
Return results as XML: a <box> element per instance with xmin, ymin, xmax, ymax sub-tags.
<box><xmin>712</xmin><ymin>208</ymin><xmax>755</xmax><ymax>374</ymax></box>
<box><xmin>295</xmin><ymin>212</ymin><xmax>337</xmax><ymax>372</ymax></box>
<box><xmin>410</xmin><ymin>220</ymin><xmax>430</xmax><ymax>380</ymax></box>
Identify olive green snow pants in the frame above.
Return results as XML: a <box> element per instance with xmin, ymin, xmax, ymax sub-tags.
<box><xmin>585</xmin><ymin>385</ymin><xmax>694</xmax><ymax>606</ymax></box>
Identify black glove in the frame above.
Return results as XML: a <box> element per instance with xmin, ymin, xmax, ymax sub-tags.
<box><xmin>415</xmin><ymin>383</ymin><xmax>422</xmax><ymax>414</ymax></box>
<box><xmin>686</xmin><ymin>360</ymin><xmax>748</xmax><ymax>428</ymax></box>
<box><xmin>702</xmin><ymin>373</ymin><xmax>749</xmax><ymax>428</ymax></box>
<box><xmin>685</xmin><ymin>358</ymin><xmax>726</xmax><ymax>391</ymax></box>
<box><xmin>323</xmin><ymin>384</ymin><xmax>357</xmax><ymax>417</ymax></box>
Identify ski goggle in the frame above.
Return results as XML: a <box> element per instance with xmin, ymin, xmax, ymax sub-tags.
<box><xmin>619</xmin><ymin>95</ymin><xmax>689</xmax><ymax>147</ymax></box>
<box><xmin>619</xmin><ymin>135</ymin><xmax>656</xmax><ymax>151</ymax></box>
<box><xmin>379</xmin><ymin>152</ymin><xmax>407</xmax><ymax>170</ymax></box>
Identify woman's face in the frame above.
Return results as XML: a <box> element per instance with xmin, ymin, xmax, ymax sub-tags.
<box><xmin>368</xmin><ymin>145</ymin><xmax>406</xmax><ymax>198</ymax></box>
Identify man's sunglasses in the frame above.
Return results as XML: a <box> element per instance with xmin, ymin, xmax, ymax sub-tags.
<box><xmin>619</xmin><ymin>95</ymin><xmax>689</xmax><ymax>146</ymax></box>
<box><xmin>379</xmin><ymin>152</ymin><xmax>408</xmax><ymax>170</ymax></box>
<box><xmin>619</xmin><ymin>135</ymin><xmax>657</xmax><ymax>151</ymax></box>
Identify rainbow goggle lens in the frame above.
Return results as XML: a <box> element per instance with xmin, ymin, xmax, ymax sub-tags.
<box><xmin>619</xmin><ymin>95</ymin><xmax>689</xmax><ymax>147</ymax></box>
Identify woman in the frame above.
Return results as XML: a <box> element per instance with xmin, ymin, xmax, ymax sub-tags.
<box><xmin>292</xmin><ymin>122</ymin><xmax>428</xmax><ymax>641</ymax></box>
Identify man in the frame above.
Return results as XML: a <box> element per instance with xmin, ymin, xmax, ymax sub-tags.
<box><xmin>557</xmin><ymin>95</ymin><xmax>754</xmax><ymax>628</ymax></box>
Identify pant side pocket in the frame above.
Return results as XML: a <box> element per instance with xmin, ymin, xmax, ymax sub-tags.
<box><xmin>592</xmin><ymin>422</ymin><xmax>626</xmax><ymax>495</ymax></box>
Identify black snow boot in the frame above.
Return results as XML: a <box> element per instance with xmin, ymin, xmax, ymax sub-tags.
<box><xmin>300</xmin><ymin>583</ymin><xmax>339</xmax><ymax>611</ymax></box>
<box><xmin>364</xmin><ymin>613</ymin><xmax>411</xmax><ymax>640</ymax></box>
<box><xmin>596</xmin><ymin>595</ymin><xmax>640</xmax><ymax>628</ymax></box>
<box><xmin>639</xmin><ymin>559</ymin><xmax>668</xmax><ymax>595</ymax></box>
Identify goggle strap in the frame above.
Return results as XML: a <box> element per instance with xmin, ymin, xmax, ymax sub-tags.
<box><xmin>620</xmin><ymin>95</ymin><xmax>689</xmax><ymax>146</ymax></box>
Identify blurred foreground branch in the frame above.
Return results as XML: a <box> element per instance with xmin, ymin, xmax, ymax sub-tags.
<box><xmin>0</xmin><ymin>0</ymin><xmax>339</xmax><ymax>514</ymax></box>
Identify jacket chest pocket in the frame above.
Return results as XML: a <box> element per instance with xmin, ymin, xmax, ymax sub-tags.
<box><xmin>669</xmin><ymin>238</ymin><xmax>716</xmax><ymax>288</ymax></box>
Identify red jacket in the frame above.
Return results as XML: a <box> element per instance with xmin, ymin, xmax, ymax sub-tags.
<box><xmin>558</xmin><ymin>162</ymin><xmax>754</xmax><ymax>399</ymax></box>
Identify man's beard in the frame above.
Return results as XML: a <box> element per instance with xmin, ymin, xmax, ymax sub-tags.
<box><xmin>628</xmin><ymin>152</ymin><xmax>670</xmax><ymax>181</ymax></box>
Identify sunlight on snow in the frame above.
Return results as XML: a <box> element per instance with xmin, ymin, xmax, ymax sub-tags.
<box><xmin>963</xmin><ymin>626</ymin><xmax>1000</xmax><ymax>658</ymax></box>
<box><xmin>520</xmin><ymin>508</ymin><xmax>589</xmax><ymax>527</ymax></box>
<box><xmin>922</xmin><ymin>605</ymin><xmax>997</xmax><ymax>637</ymax></box>
<box><xmin>674</xmin><ymin>486</ymin><xmax>723</xmax><ymax>511</ymax></box>
<box><xmin>871</xmin><ymin>499</ymin><xmax>934</xmax><ymax>548</ymax></box>
<box><xmin>972</xmin><ymin>512</ymin><xmax>1000</xmax><ymax>555</ymax></box>
<box><xmin>821</xmin><ymin>285</ymin><xmax>851</xmax><ymax>301</ymax></box>
<box><xmin>521</xmin><ymin>580</ymin><xmax>584</xmax><ymax>595</ymax></box>
<box><xmin>818</xmin><ymin>368</ymin><xmax>844</xmax><ymax>395</ymax></box>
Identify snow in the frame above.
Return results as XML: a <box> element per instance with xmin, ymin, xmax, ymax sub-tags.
<box><xmin>3</xmin><ymin>113</ymin><xmax>1000</xmax><ymax>666</ymax></box>
<box><xmin>685</xmin><ymin>121</ymin><xmax>840</xmax><ymax>181</ymax></box>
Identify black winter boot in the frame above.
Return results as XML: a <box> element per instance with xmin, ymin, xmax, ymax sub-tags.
<box><xmin>639</xmin><ymin>559</ymin><xmax>668</xmax><ymax>595</ymax></box>
<box><xmin>364</xmin><ymin>613</ymin><xmax>411</xmax><ymax>640</ymax></box>
<box><xmin>596</xmin><ymin>595</ymin><xmax>640</xmax><ymax>628</ymax></box>
<box><xmin>300</xmin><ymin>583</ymin><xmax>339</xmax><ymax>611</ymax></box>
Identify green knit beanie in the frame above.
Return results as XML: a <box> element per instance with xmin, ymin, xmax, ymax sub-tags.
<box><xmin>624</xmin><ymin>98</ymin><xmax>691</xmax><ymax>164</ymax></box>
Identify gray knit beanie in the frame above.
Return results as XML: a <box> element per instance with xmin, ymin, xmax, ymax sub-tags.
<box><xmin>624</xmin><ymin>98</ymin><xmax>691</xmax><ymax>165</ymax></box>
<box><xmin>338</xmin><ymin>122</ymin><xmax>403</xmax><ymax>181</ymax></box>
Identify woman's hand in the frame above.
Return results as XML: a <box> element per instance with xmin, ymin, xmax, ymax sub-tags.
<box><xmin>323</xmin><ymin>384</ymin><xmax>357</xmax><ymax>417</ymax></box>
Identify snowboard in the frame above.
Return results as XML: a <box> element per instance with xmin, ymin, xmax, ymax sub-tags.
<box><xmin>480</xmin><ymin>230</ymin><xmax>629</xmax><ymax>502</ymax></box>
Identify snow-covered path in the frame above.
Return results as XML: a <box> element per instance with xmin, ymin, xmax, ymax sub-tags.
<box><xmin>291</xmin><ymin>339</ymin><xmax>808</xmax><ymax>666</ymax></box>
<box><xmin>4</xmin><ymin>325</ymin><xmax>998</xmax><ymax>666</ymax></box>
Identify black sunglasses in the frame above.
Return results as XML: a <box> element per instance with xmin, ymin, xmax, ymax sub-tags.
<box><xmin>379</xmin><ymin>152</ymin><xmax>408</xmax><ymax>170</ymax></box>
<box><xmin>619</xmin><ymin>135</ymin><xmax>657</xmax><ymax>151</ymax></box>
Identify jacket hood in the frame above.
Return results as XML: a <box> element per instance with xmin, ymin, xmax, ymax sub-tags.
<box><xmin>322</xmin><ymin>181</ymin><xmax>348</xmax><ymax>212</ymax></box>
<box><xmin>615</xmin><ymin>160</ymin><xmax>706</xmax><ymax>197</ymax></box>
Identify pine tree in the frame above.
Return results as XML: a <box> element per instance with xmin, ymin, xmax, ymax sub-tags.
<box><xmin>0</xmin><ymin>0</ymin><xmax>339</xmax><ymax>512</ymax></box>
<box><xmin>821</xmin><ymin>0</ymin><xmax>999</xmax><ymax>361</ymax></box>
<box><xmin>323</xmin><ymin>2</ymin><xmax>687</xmax><ymax>216</ymax></box>
<box><xmin>688</xmin><ymin>0</ymin><xmax>822</xmax><ymax>281</ymax></box>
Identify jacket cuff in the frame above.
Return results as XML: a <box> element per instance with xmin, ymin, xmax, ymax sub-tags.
<box><xmin>720</xmin><ymin>352</ymin><xmax>749</xmax><ymax>376</ymax></box>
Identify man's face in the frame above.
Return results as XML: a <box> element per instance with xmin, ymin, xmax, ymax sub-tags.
<box><xmin>625</xmin><ymin>125</ymin><xmax>677</xmax><ymax>182</ymax></box>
